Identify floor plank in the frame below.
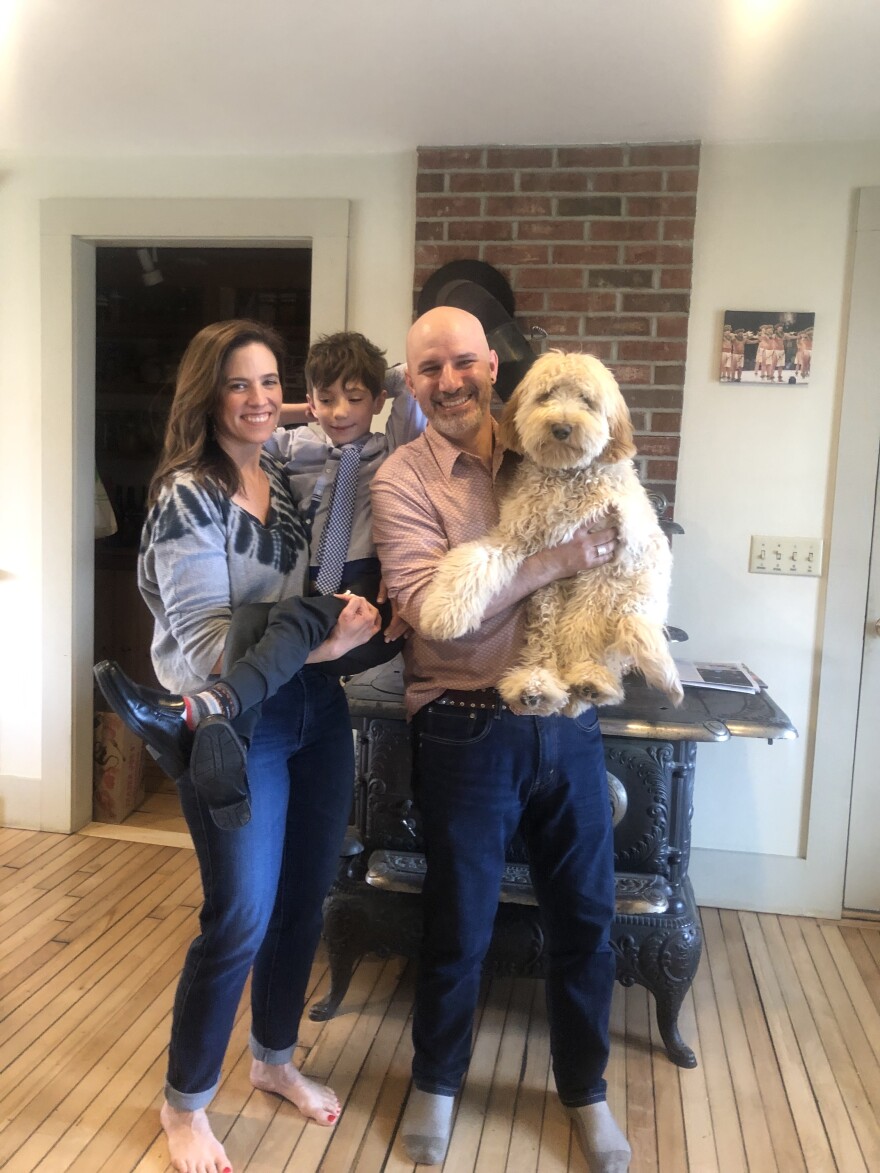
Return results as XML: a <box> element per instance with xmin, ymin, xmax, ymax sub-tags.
<box><xmin>721</xmin><ymin>909</ymin><xmax>804</xmax><ymax>1172</ymax></box>
<box><xmin>0</xmin><ymin>826</ymin><xmax>879</xmax><ymax>1172</ymax></box>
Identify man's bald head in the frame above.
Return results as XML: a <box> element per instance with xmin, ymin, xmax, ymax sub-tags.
<box><xmin>406</xmin><ymin>306</ymin><xmax>491</xmax><ymax>368</ymax></box>
<box><xmin>404</xmin><ymin>306</ymin><xmax>499</xmax><ymax>449</ymax></box>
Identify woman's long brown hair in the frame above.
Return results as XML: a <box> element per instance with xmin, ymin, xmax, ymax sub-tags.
<box><xmin>148</xmin><ymin>320</ymin><xmax>286</xmax><ymax>507</ymax></box>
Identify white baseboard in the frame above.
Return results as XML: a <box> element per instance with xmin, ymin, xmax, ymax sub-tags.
<box><xmin>0</xmin><ymin>775</ymin><xmax>44</xmax><ymax>830</ymax></box>
<box><xmin>690</xmin><ymin>845</ymin><xmax>843</xmax><ymax>920</ymax></box>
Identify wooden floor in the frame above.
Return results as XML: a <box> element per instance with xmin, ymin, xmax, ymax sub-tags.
<box><xmin>1</xmin><ymin>824</ymin><xmax>880</xmax><ymax>1173</ymax></box>
<box><xmin>82</xmin><ymin>761</ymin><xmax>191</xmax><ymax>847</ymax></box>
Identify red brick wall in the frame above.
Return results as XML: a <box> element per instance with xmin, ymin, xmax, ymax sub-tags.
<box><xmin>413</xmin><ymin>143</ymin><xmax>699</xmax><ymax>506</ymax></box>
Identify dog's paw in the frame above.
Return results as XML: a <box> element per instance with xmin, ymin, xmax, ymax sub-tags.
<box><xmin>616</xmin><ymin>626</ymin><xmax>684</xmax><ymax>707</ymax></box>
<box><xmin>419</xmin><ymin>590</ymin><xmax>477</xmax><ymax>641</ymax></box>
<box><xmin>560</xmin><ymin>694</ymin><xmax>598</xmax><ymax>718</ymax></box>
<box><xmin>499</xmin><ymin>667</ymin><xmax>568</xmax><ymax>716</ymax></box>
<box><xmin>419</xmin><ymin>541</ymin><xmax>514</xmax><ymax>640</ymax></box>
<box><xmin>666</xmin><ymin>677</ymin><xmax>685</xmax><ymax>707</ymax></box>
<box><xmin>563</xmin><ymin>662</ymin><xmax>625</xmax><ymax>708</ymax></box>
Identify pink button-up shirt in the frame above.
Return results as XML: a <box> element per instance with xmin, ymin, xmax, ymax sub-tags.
<box><xmin>371</xmin><ymin>423</ymin><xmax>528</xmax><ymax>717</ymax></box>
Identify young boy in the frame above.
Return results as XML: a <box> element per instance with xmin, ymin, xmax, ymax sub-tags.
<box><xmin>273</xmin><ymin>332</ymin><xmax>424</xmax><ymax>602</ymax></box>
<box><xmin>95</xmin><ymin>332</ymin><xmax>426</xmax><ymax>828</ymax></box>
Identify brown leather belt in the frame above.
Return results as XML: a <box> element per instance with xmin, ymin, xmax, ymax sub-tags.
<box><xmin>432</xmin><ymin>687</ymin><xmax>507</xmax><ymax>713</ymax></box>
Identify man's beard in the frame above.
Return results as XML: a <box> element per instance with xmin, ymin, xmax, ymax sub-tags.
<box><xmin>428</xmin><ymin>381</ymin><xmax>491</xmax><ymax>439</ymax></box>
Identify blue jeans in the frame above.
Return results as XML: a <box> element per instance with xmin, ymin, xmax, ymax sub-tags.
<box><xmin>411</xmin><ymin>702</ymin><xmax>616</xmax><ymax>1107</ymax></box>
<box><xmin>165</xmin><ymin>669</ymin><xmax>354</xmax><ymax>1110</ymax></box>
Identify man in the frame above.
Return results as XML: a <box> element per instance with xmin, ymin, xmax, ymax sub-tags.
<box><xmin>371</xmin><ymin>306</ymin><xmax>630</xmax><ymax>1172</ymax></box>
<box><xmin>720</xmin><ymin>324</ymin><xmax>734</xmax><ymax>380</ymax></box>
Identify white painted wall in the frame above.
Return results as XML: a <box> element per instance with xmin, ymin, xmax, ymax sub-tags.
<box><xmin>676</xmin><ymin>141</ymin><xmax>880</xmax><ymax>915</ymax></box>
<box><xmin>2</xmin><ymin>140</ymin><xmax>879</xmax><ymax>915</ymax></box>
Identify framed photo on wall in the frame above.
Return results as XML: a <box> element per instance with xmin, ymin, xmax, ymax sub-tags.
<box><xmin>719</xmin><ymin>310</ymin><xmax>815</xmax><ymax>385</ymax></box>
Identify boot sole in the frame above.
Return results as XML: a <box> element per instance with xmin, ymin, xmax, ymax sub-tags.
<box><xmin>190</xmin><ymin>717</ymin><xmax>251</xmax><ymax>828</ymax></box>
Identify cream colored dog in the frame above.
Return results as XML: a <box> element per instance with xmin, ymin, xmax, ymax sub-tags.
<box><xmin>419</xmin><ymin>351</ymin><xmax>683</xmax><ymax>716</ymax></box>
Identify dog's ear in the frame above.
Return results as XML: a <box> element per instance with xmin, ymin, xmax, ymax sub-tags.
<box><xmin>597</xmin><ymin>366</ymin><xmax>636</xmax><ymax>463</ymax></box>
<box><xmin>498</xmin><ymin>386</ymin><xmax>524</xmax><ymax>454</ymax></box>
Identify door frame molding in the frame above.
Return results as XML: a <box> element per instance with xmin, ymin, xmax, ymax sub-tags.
<box><xmin>836</xmin><ymin>191</ymin><xmax>880</xmax><ymax>909</ymax></box>
<box><xmin>40</xmin><ymin>198</ymin><xmax>350</xmax><ymax>831</ymax></box>
<box><xmin>810</xmin><ymin>187</ymin><xmax>880</xmax><ymax>912</ymax></box>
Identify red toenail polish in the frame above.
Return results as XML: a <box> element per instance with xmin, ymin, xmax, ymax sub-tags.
<box><xmin>328</xmin><ymin>1113</ymin><xmax>337</xmax><ymax>1122</ymax></box>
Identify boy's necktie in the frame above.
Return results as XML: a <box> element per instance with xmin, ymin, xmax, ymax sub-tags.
<box><xmin>315</xmin><ymin>441</ymin><xmax>364</xmax><ymax>594</ymax></box>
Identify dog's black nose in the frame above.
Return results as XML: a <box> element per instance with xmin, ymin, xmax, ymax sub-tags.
<box><xmin>551</xmin><ymin>424</ymin><xmax>572</xmax><ymax>440</ymax></box>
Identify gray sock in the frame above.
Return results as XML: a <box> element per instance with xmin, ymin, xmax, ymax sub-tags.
<box><xmin>400</xmin><ymin>1087</ymin><xmax>454</xmax><ymax>1165</ymax></box>
<box><xmin>570</xmin><ymin>1101</ymin><xmax>631</xmax><ymax>1172</ymax></box>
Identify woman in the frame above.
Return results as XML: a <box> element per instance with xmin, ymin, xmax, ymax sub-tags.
<box><xmin>139</xmin><ymin>320</ymin><xmax>378</xmax><ymax>1173</ymax></box>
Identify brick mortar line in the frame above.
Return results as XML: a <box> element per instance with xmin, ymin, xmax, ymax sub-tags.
<box><xmin>417</xmin><ymin>145</ymin><xmax>700</xmax><ymax>158</ymax></box>
<box><xmin>448</xmin><ymin>217</ymin><xmax>681</xmax><ymax>222</ymax></box>
<box><xmin>431</xmin><ymin>169</ymin><xmax>700</xmax><ymax>178</ymax></box>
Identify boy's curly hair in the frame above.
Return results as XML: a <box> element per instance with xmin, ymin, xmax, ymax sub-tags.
<box><xmin>305</xmin><ymin>332</ymin><xmax>387</xmax><ymax>400</ymax></box>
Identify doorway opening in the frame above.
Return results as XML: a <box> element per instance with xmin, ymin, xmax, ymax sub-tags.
<box><xmin>92</xmin><ymin>244</ymin><xmax>312</xmax><ymax>835</ymax></box>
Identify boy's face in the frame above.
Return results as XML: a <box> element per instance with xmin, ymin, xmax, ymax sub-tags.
<box><xmin>308</xmin><ymin>377</ymin><xmax>386</xmax><ymax>447</ymax></box>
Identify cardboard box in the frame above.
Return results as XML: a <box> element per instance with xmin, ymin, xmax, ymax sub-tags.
<box><xmin>93</xmin><ymin>710</ymin><xmax>145</xmax><ymax>823</ymax></box>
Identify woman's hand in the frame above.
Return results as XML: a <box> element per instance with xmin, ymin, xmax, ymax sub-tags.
<box><xmin>306</xmin><ymin>594</ymin><xmax>381</xmax><ymax>663</ymax></box>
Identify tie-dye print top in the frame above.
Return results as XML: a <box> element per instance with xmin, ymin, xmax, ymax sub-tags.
<box><xmin>138</xmin><ymin>455</ymin><xmax>310</xmax><ymax>693</ymax></box>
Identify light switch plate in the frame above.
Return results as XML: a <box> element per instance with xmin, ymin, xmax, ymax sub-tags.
<box><xmin>749</xmin><ymin>535</ymin><xmax>823</xmax><ymax>576</ymax></box>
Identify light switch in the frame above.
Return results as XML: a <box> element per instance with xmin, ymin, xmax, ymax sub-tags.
<box><xmin>749</xmin><ymin>536</ymin><xmax>823</xmax><ymax>576</ymax></box>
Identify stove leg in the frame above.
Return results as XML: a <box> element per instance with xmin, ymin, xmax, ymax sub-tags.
<box><xmin>654</xmin><ymin>982</ymin><xmax>697</xmax><ymax>1068</ymax></box>
<box><xmin>309</xmin><ymin>937</ymin><xmax>357</xmax><ymax>1021</ymax></box>
<box><xmin>309</xmin><ymin>894</ymin><xmax>363</xmax><ymax>1021</ymax></box>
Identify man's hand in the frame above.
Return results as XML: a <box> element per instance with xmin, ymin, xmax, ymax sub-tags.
<box><xmin>383</xmin><ymin>596</ymin><xmax>412</xmax><ymax>642</ymax></box>
<box><xmin>377</xmin><ymin>579</ymin><xmax>412</xmax><ymax>642</ymax></box>
<box><xmin>306</xmin><ymin>594</ymin><xmax>381</xmax><ymax>662</ymax></box>
<box><xmin>549</xmin><ymin>517</ymin><xmax>620</xmax><ymax>576</ymax></box>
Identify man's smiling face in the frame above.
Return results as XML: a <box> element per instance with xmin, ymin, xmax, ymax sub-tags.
<box><xmin>405</xmin><ymin>307</ymin><xmax>498</xmax><ymax>443</ymax></box>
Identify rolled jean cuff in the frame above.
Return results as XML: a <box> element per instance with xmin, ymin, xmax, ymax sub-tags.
<box><xmin>250</xmin><ymin>1031</ymin><xmax>296</xmax><ymax>1066</ymax></box>
<box><xmin>558</xmin><ymin>1088</ymin><xmax>607</xmax><ymax>1109</ymax></box>
<box><xmin>412</xmin><ymin>1075</ymin><xmax>460</xmax><ymax>1098</ymax></box>
<box><xmin>164</xmin><ymin>1077</ymin><xmax>219</xmax><ymax>1112</ymax></box>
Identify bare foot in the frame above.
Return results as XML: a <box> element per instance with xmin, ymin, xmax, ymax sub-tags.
<box><xmin>160</xmin><ymin>1101</ymin><xmax>232</xmax><ymax>1173</ymax></box>
<box><xmin>250</xmin><ymin>1058</ymin><xmax>340</xmax><ymax>1125</ymax></box>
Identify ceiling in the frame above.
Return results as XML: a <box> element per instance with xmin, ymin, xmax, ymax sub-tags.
<box><xmin>1</xmin><ymin>0</ymin><xmax>877</xmax><ymax>156</ymax></box>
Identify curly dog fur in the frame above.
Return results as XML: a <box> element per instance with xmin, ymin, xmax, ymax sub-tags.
<box><xmin>419</xmin><ymin>351</ymin><xmax>683</xmax><ymax>716</ymax></box>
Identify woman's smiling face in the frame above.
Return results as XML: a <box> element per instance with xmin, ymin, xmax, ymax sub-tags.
<box><xmin>213</xmin><ymin>342</ymin><xmax>283</xmax><ymax>454</ymax></box>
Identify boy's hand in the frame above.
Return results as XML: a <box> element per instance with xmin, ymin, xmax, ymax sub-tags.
<box><xmin>384</xmin><ymin>363</ymin><xmax>409</xmax><ymax>398</ymax></box>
